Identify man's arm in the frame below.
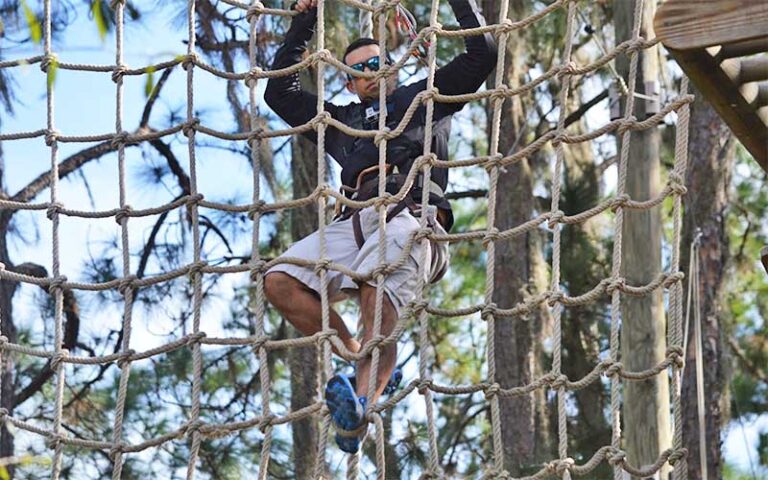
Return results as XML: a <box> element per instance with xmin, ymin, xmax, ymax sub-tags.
<box><xmin>263</xmin><ymin>6</ymin><xmax>338</xmax><ymax>136</ymax></box>
<box><xmin>434</xmin><ymin>0</ymin><xmax>498</xmax><ymax>97</ymax></box>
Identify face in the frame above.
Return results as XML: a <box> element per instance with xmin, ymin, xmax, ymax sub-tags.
<box><xmin>344</xmin><ymin>44</ymin><xmax>396</xmax><ymax>101</ymax></box>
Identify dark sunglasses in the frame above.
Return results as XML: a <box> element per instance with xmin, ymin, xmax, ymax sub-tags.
<box><xmin>346</xmin><ymin>56</ymin><xmax>385</xmax><ymax>80</ymax></box>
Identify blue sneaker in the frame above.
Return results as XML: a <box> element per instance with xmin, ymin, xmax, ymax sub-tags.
<box><xmin>325</xmin><ymin>374</ymin><xmax>366</xmax><ymax>453</ymax></box>
<box><xmin>345</xmin><ymin>368</ymin><xmax>403</xmax><ymax>396</ymax></box>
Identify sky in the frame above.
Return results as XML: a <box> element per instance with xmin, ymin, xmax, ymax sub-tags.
<box><xmin>1</xmin><ymin>0</ymin><xmax>765</xmax><ymax>478</ymax></box>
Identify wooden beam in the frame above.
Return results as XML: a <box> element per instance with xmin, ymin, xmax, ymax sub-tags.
<box><xmin>654</xmin><ymin>0</ymin><xmax>768</xmax><ymax>50</ymax></box>
<box><xmin>667</xmin><ymin>47</ymin><xmax>768</xmax><ymax>171</ymax></box>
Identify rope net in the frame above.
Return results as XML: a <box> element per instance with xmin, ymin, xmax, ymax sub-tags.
<box><xmin>0</xmin><ymin>0</ymin><xmax>693</xmax><ymax>478</ymax></box>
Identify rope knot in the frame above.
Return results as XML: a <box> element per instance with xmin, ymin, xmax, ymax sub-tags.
<box><xmin>420</xmin><ymin>87</ymin><xmax>439</xmax><ymax>103</ymax></box>
<box><xmin>51</xmin><ymin>349</ymin><xmax>70</xmax><ymax>370</ymax></box>
<box><xmin>185</xmin><ymin>419</ymin><xmax>205</xmax><ymax>438</ymax></box>
<box><xmin>547</xmin><ymin>210</ymin><xmax>565</xmax><ymax>229</ymax></box>
<box><xmin>608</xmin><ymin>449</ymin><xmax>626</xmax><ymax>466</ymax></box>
<box><xmin>108</xmin><ymin>442</ymin><xmax>125</xmax><ymax>461</ymax></box>
<box><xmin>40</xmin><ymin>54</ymin><xmax>58</xmax><ymax>73</ymax></box>
<box><xmin>618</xmin><ymin>115</ymin><xmax>638</xmax><ymax>134</ymax></box>
<box><xmin>111</xmin><ymin>131</ymin><xmax>130</xmax><ymax>148</ymax></box>
<box><xmin>182</xmin><ymin>118</ymin><xmax>200</xmax><ymax>137</ymax></box>
<box><xmin>247</xmin><ymin>126</ymin><xmax>265</xmax><ymax>144</ymax></box>
<box><xmin>417</xmin><ymin>379</ymin><xmax>433</xmax><ymax>395</ymax></box>
<box><xmin>247</xmin><ymin>200</ymin><xmax>267</xmax><ymax>220</ymax></box>
<box><xmin>490</xmin><ymin>84</ymin><xmax>510</xmax><ymax>103</ymax></box>
<box><xmin>372</xmin><ymin>193</ymin><xmax>393</xmax><ymax>209</ymax></box>
<box><xmin>245</xmin><ymin>66</ymin><xmax>263</xmax><ymax>88</ymax></box>
<box><xmin>46</xmin><ymin>202</ymin><xmax>63</xmax><ymax>220</ymax></box>
<box><xmin>315</xmin><ymin>49</ymin><xmax>333</xmax><ymax>64</ymax></box>
<box><xmin>0</xmin><ymin>336</ymin><xmax>7</xmax><ymax>346</ymax></box>
<box><xmin>187</xmin><ymin>331</ymin><xmax>206</xmax><ymax>347</ymax></box>
<box><xmin>371</xmin><ymin>263</ymin><xmax>388</xmax><ymax>280</ymax></box>
<box><xmin>115</xmin><ymin>204</ymin><xmax>133</xmax><ymax>224</ymax></box>
<box><xmin>117</xmin><ymin>349</ymin><xmax>135</xmax><ymax>369</ymax></box>
<box><xmin>606</xmin><ymin>276</ymin><xmax>625</xmax><ymax>295</ymax></box>
<box><xmin>245</xmin><ymin>2</ymin><xmax>265</xmax><ymax>23</ymax></box>
<box><xmin>317</xmin><ymin>329</ymin><xmax>337</xmax><ymax>343</ymax></box>
<box><xmin>44</xmin><ymin>129</ymin><xmax>60</xmax><ymax>146</ymax></box>
<box><xmin>250</xmin><ymin>335</ymin><xmax>269</xmax><ymax>351</ymax></box>
<box><xmin>187</xmin><ymin>193</ymin><xmax>204</xmax><ymax>207</ymax></box>
<box><xmin>111</xmin><ymin>64</ymin><xmax>128</xmax><ymax>83</ymax></box>
<box><xmin>118</xmin><ymin>274</ymin><xmax>138</xmax><ymax>295</ymax></box>
<box><xmin>668</xmin><ymin>447</ymin><xmax>687</xmax><ymax>465</ymax></box>
<box><xmin>410</xmin><ymin>299</ymin><xmax>429</xmax><ymax>314</ymax></box>
<box><xmin>481</xmin><ymin>302</ymin><xmax>497</xmax><ymax>320</ymax></box>
<box><xmin>497</xmin><ymin>18</ymin><xmax>516</xmax><ymax>34</ymax></box>
<box><xmin>313</xmin><ymin>258</ymin><xmax>331</xmax><ymax>275</ymax></box>
<box><xmin>368</xmin><ymin>334</ymin><xmax>387</xmax><ymax>350</ymax></box>
<box><xmin>663</xmin><ymin>271</ymin><xmax>685</xmax><ymax>288</ymax></box>
<box><xmin>0</xmin><ymin>408</ymin><xmax>8</xmax><ymax>419</ymax></box>
<box><xmin>604</xmin><ymin>361</ymin><xmax>623</xmax><ymax>378</ymax></box>
<box><xmin>557</xmin><ymin>61</ymin><xmax>577</xmax><ymax>78</ymax></box>
<box><xmin>667</xmin><ymin>172</ymin><xmax>688</xmax><ymax>195</ymax></box>
<box><xmin>482</xmin><ymin>227</ymin><xmax>500</xmax><ymax>246</ymax></box>
<box><xmin>45</xmin><ymin>434</ymin><xmax>65</xmax><ymax>451</ymax></box>
<box><xmin>249</xmin><ymin>260</ymin><xmax>268</xmax><ymax>280</ymax></box>
<box><xmin>484</xmin><ymin>153</ymin><xmax>504</xmax><ymax>171</ymax></box>
<box><xmin>48</xmin><ymin>275</ymin><xmax>68</xmax><ymax>294</ymax></box>
<box><xmin>187</xmin><ymin>260</ymin><xmax>207</xmax><ymax>279</ymax></box>
<box><xmin>666</xmin><ymin>346</ymin><xmax>685</xmax><ymax>368</ymax></box>
<box><xmin>181</xmin><ymin>53</ymin><xmax>198</xmax><ymax>71</ymax></box>
<box><xmin>484</xmin><ymin>382</ymin><xmax>501</xmax><ymax>400</ymax></box>
<box><xmin>610</xmin><ymin>193</ymin><xmax>630</xmax><ymax>212</ymax></box>
<box><xmin>546</xmin><ymin>290</ymin><xmax>564</xmax><ymax>307</ymax></box>
<box><xmin>310</xmin><ymin>111</ymin><xmax>332</xmax><ymax>128</ymax></box>
<box><xmin>414</xmin><ymin>227</ymin><xmax>433</xmax><ymax>242</ymax></box>
<box><xmin>258</xmin><ymin>413</ymin><xmax>276</xmax><ymax>433</ymax></box>
<box><xmin>373</xmin><ymin>127</ymin><xmax>393</xmax><ymax>146</ymax></box>
<box><xmin>373</xmin><ymin>0</ymin><xmax>399</xmax><ymax>17</ymax></box>
<box><xmin>551</xmin><ymin>374</ymin><xmax>569</xmax><ymax>390</ymax></box>
<box><xmin>556</xmin><ymin>458</ymin><xmax>575</xmax><ymax>475</ymax></box>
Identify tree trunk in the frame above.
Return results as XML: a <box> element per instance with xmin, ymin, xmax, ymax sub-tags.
<box><xmin>288</xmin><ymin>67</ymin><xmax>320</xmax><ymax>480</ymax></box>
<box><xmin>680</xmin><ymin>92</ymin><xmax>734</xmax><ymax>480</ymax></box>
<box><xmin>615</xmin><ymin>2</ymin><xmax>672</xmax><ymax>477</ymax></box>
<box><xmin>482</xmin><ymin>0</ymin><xmax>540</xmax><ymax>474</ymax></box>
<box><xmin>0</xmin><ymin>213</ymin><xmax>17</xmax><ymax>478</ymax></box>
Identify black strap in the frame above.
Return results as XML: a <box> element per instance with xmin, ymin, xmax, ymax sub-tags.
<box><xmin>352</xmin><ymin>210</ymin><xmax>365</xmax><ymax>248</ymax></box>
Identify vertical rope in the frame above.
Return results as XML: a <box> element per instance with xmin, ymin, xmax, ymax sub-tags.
<box><xmin>549</xmin><ymin>2</ymin><xmax>577</xmax><ymax>478</ymax></box>
<box><xmin>110</xmin><ymin>1</ymin><xmax>137</xmax><ymax>478</ymax></box>
<box><xmin>44</xmin><ymin>0</ymin><xmax>66</xmax><ymax>476</ymax></box>
<box><xmin>484</xmin><ymin>0</ymin><xmax>510</xmax><ymax>475</ymax></box>
<box><xmin>414</xmin><ymin>0</ymin><xmax>442</xmax><ymax>477</ymax></box>
<box><xmin>244</xmin><ymin>4</ymin><xmax>275</xmax><ymax>479</ymax></box>
<box><xmin>183</xmin><ymin>0</ymin><xmax>205</xmax><ymax>477</ymax></box>
<box><xmin>669</xmin><ymin>77</ymin><xmax>690</xmax><ymax>480</ymax></box>
<box><xmin>609</xmin><ymin>1</ymin><xmax>645</xmax><ymax>478</ymax></box>
<box><xmin>359</xmin><ymin>0</ymin><xmax>373</xmax><ymax>38</ymax></box>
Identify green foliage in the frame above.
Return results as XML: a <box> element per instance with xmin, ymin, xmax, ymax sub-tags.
<box><xmin>21</xmin><ymin>0</ymin><xmax>42</xmax><ymax>44</ymax></box>
<box><xmin>91</xmin><ymin>0</ymin><xmax>110</xmax><ymax>41</ymax></box>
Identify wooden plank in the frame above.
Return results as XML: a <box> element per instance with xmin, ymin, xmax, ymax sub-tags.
<box><xmin>655</xmin><ymin>0</ymin><xmax>768</xmax><ymax>51</ymax></box>
<box><xmin>666</xmin><ymin>47</ymin><xmax>768</xmax><ymax>172</ymax></box>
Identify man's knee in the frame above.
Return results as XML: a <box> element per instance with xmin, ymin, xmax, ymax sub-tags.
<box><xmin>264</xmin><ymin>272</ymin><xmax>298</xmax><ymax>305</ymax></box>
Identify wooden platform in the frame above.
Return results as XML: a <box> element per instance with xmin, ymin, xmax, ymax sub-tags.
<box><xmin>655</xmin><ymin>0</ymin><xmax>768</xmax><ymax>172</ymax></box>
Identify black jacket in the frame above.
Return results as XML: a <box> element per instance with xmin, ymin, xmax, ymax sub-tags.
<box><xmin>264</xmin><ymin>0</ymin><xmax>497</xmax><ymax>230</ymax></box>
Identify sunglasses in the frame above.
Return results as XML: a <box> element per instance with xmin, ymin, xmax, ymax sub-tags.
<box><xmin>346</xmin><ymin>56</ymin><xmax>386</xmax><ymax>80</ymax></box>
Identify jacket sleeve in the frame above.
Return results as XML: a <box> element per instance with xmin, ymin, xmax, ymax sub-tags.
<box><xmin>433</xmin><ymin>0</ymin><xmax>498</xmax><ymax>97</ymax></box>
<box><xmin>263</xmin><ymin>8</ymin><xmax>339</xmax><ymax>141</ymax></box>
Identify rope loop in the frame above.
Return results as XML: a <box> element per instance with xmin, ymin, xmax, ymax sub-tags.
<box><xmin>181</xmin><ymin>53</ymin><xmax>198</xmax><ymax>71</ymax></box>
<box><xmin>606</xmin><ymin>276</ymin><xmax>625</xmax><ymax>295</ymax></box>
<box><xmin>245</xmin><ymin>2</ymin><xmax>265</xmax><ymax>23</ymax></box>
<box><xmin>258</xmin><ymin>413</ymin><xmax>277</xmax><ymax>433</ymax></box>
<box><xmin>315</xmin><ymin>49</ymin><xmax>333</xmax><ymax>65</ymax></box>
<box><xmin>483</xmin><ymin>382</ymin><xmax>501</xmax><ymax>400</ymax></box>
<box><xmin>185</xmin><ymin>419</ymin><xmax>205</xmax><ymax>438</ymax></box>
<box><xmin>497</xmin><ymin>18</ymin><xmax>516</xmax><ymax>35</ymax></box>
<box><xmin>111</xmin><ymin>64</ymin><xmax>128</xmax><ymax>83</ymax></box>
<box><xmin>111</xmin><ymin>131</ymin><xmax>130</xmax><ymax>148</ymax></box>
<box><xmin>186</xmin><ymin>193</ymin><xmax>204</xmax><ymax>208</ymax></box>
<box><xmin>45</xmin><ymin>434</ymin><xmax>65</xmax><ymax>451</ymax></box>
<box><xmin>108</xmin><ymin>443</ymin><xmax>125</xmax><ymax>461</ymax></box>
<box><xmin>667</xmin><ymin>173</ymin><xmax>688</xmax><ymax>195</ymax></box>
<box><xmin>547</xmin><ymin>210</ymin><xmax>565</xmax><ymax>229</ymax></box>
<box><xmin>0</xmin><ymin>335</ymin><xmax>8</xmax><ymax>347</ymax></box>
<box><xmin>556</xmin><ymin>458</ymin><xmax>575</xmax><ymax>475</ymax></box>
<box><xmin>557</xmin><ymin>61</ymin><xmax>577</xmax><ymax>78</ymax></box>
<box><xmin>546</xmin><ymin>289</ymin><xmax>563</xmax><ymax>307</ymax></box>
<box><xmin>610</xmin><ymin>193</ymin><xmax>630</xmax><ymax>212</ymax></box>
<box><xmin>116</xmin><ymin>349</ymin><xmax>135</xmax><ymax>369</ymax></box>
<box><xmin>417</xmin><ymin>379</ymin><xmax>433</xmax><ymax>395</ymax></box>
<box><xmin>490</xmin><ymin>84</ymin><xmax>510</xmax><ymax>103</ymax></box>
<box><xmin>414</xmin><ymin>227</ymin><xmax>433</xmax><ymax>242</ymax></box>
<box><xmin>45</xmin><ymin>129</ymin><xmax>60</xmax><ymax>146</ymax></box>
<box><xmin>371</xmin><ymin>263</ymin><xmax>388</xmax><ymax>281</ymax></box>
<box><xmin>411</xmin><ymin>299</ymin><xmax>429</xmax><ymax>314</ymax></box>
<box><xmin>187</xmin><ymin>260</ymin><xmax>207</xmax><ymax>279</ymax></box>
<box><xmin>316</xmin><ymin>328</ymin><xmax>337</xmax><ymax>343</ymax></box>
<box><xmin>48</xmin><ymin>275</ymin><xmax>68</xmax><ymax>294</ymax></box>
<box><xmin>50</xmin><ymin>349</ymin><xmax>69</xmax><ymax>370</ymax></box>
<box><xmin>247</xmin><ymin>127</ymin><xmax>265</xmax><ymax>145</ymax></box>
<box><xmin>482</xmin><ymin>227</ymin><xmax>500</xmax><ymax>247</ymax></box>
<box><xmin>666</xmin><ymin>346</ymin><xmax>685</xmax><ymax>368</ymax></box>
<box><xmin>186</xmin><ymin>331</ymin><xmax>207</xmax><ymax>347</ymax></box>
<box><xmin>373</xmin><ymin>0</ymin><xmax>399</xmax><ymax>17</ymax></box>
<box><xmin>483</xmin><ymin>153</ymin><xmax>504</xmax><ymax>171</ymax></box>
<box><xmin>663</xmin><ymin>271</ymin><xmax>685</xmax><ymax>288</ymax></box>
<box><xmin>40</xmin><ymin>54</ymin><xmax>58</xmax><ymax>73</ymax></box>
<box><xmin>313</xmin><ymin>258</ymin><xmax>331</xmax><ymax>275</ymax></box>
<box><xmin>182</xmin><ymin>118</ymin><xmax>200</xmax><ymax>137</ymax></box>
<box><xmin>668</xmin><ymin>447</ymin><xmax>688</xmax><ymax>465</ymax></box>
<box><xmin>247</xmin><ymin>200</ymin><xmax>267</xmax><ymax>220</ymax></box>
<box><xmin>249</xmin><ymin>259</ymin><xmax>268</xmax><ymax>280</ymax></box>
<box><xmin>310</xmin><ymin>111</ymin><xmax>332</xmax><ymax>129</ymax></box>
<box><xmin>0</xmin><ymin>407</ymin><xmax>8</xmax><ymax>419</ymax></box>
<box><xmin>46</xmin><ymin>202</ymin><xmax>63</xmax><ymax>220</ymax></box>
<box><xmin>250</xmin><ymin>335</ymin><xmax>269</xmax><ymax>351</ymax></box>
<box><xmin>115</xmin><ymin>204</ymin><xmax>133</xmax><ymax>224</ymax></box>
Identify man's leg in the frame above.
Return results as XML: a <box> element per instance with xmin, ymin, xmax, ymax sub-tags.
<box><xmin>354</xmin><ymin>283</ymin><xmax>398</xmax><ymax>406</ymax></box>
<box><xmin>264</xmin><ymin>272</ymin><xmax>360</xmax><ymax>356</ymax></box>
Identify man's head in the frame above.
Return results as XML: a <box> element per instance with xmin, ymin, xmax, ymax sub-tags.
<box><xmin>343</xmin><ymin>38</ymin><xmax>397</xmax><ymax>101</ymax></box>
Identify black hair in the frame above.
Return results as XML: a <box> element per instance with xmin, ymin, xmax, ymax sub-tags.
<box><xmin>343</xmin><ymin>37</ymin><xmax>391</xmax><ymax>65</ymax></box>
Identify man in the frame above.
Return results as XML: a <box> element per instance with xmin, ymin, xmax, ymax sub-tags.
<box><xmin>263</xmin><ymin>0</ymin><xmax>496</xmax><ymax>454</ymax></box>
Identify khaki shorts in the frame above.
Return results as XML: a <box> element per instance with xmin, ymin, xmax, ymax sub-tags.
<box><xmin>266</xmin><ymin>205</ymin><xmax>449</xmax><ymax>316</ymax></box>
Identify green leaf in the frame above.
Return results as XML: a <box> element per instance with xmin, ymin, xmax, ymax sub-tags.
<box><xmin>46</xmin><ymin>57</ymin><xmax>59</xmax><ymax>89</ymax></box>
<box><xmin>92</xmin><ymin>0</ymin><xmax>108</xmax><ymax>41</ymax></box>
<box><xmin>144</xmin><ymin>66</ymin><xmax>156</xmax><ymax>98</ymax></box>
<box><xmin>0</xmin><ymin>466</ymin><xmax>9</xmax><ymax>480</ymax></box>
<box><xmin>21</xmin><ymin>0</ymin><xmax>42</xmax><ymax>44</ymax></box>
